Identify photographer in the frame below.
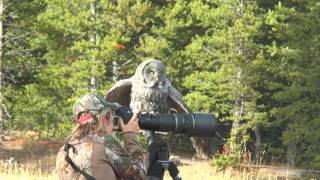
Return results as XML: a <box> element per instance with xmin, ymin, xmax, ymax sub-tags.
<box><xmin>56</xmin><ymin>94</ymin><xmax>147</xmax><ymax>180</ymax></box>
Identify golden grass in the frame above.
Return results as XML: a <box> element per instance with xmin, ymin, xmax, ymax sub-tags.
<box><xmin>0</xmin><ymin>157</ymin><xmax>283</xmax><ymax>180</ymax></box>
<box><xmin>163</xmin><ymin>161</ymin><xmax>282</xmax><ymax>180</ymax></box>
<box><xmin>0</xmin><ymin>132</ymin><xmax>302</xmax><ymax>180</ymax></box>
<box><xmin>0</xmin><ymin>169</ymin><xmax>56</xmax><ymax>180</ymax></box>
<box><xmin>0</xmin><ymin>156</ymin><xmax>57</xmax><ymax>180</ymax></box>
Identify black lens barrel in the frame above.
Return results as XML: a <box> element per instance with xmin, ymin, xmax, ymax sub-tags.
<box><xmin>138</xmin><ymin>113</ymin><xmax>217</xmax><ymax>137</ymax></box>
<box><xmin>115</xmin><ymin>106</ymin><xmax>217</xmax><ymax>137</ymax></box>
<box><xmin>191</xmin><ymin>113</ymin><xmax>218</xmax><ymax>137</ymax></box>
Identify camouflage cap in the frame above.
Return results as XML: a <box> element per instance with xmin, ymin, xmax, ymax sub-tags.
<box><xmin>73</xmin><ymin>94</ymin><xmax>121</xmax><ymax>120</ymax></box>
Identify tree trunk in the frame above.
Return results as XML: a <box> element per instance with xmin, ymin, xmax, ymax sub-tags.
<box><xmin>287</xmin><ymin>143</ymin><xmax>296</xmax><ymax>167</ymax></box>
<box><xmin>0</xmin><ymin>0</ymin><xmax>4</xmax><ymax>131</ymax></box>
<box><xmin>112</xmin><ymin>60</ymin><xmax>120</xmax><ymax>82</ymax></box>
<box><xmin>230</xmin><ymin>0</ymin><xmax>245</xmax><ymax>155</ymax></box>
<box><xmin>230</xmin><ymin>71</ymin><xmax>244</xmax><ymax>154</ymax></box>
<box><xmin>89</xmin><ymin>0</ymin><xmax>98</xmax><ymax>91</ymax></box>
<box><xmin>255</xmin><ymin>124</ymin><xmax>261</xmax><ymax>164</ymax></box>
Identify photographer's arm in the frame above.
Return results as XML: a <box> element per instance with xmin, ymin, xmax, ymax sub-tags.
<box><xmin>119</xmin><ymin>114</ymin><xmax>147</xmax><ymax>180</ymax></box>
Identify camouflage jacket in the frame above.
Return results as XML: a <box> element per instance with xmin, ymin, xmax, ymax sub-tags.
<box><xmin>56</xmin><ymin>132</ymin><xmax>147</xmax><ymax>180</ymax></box>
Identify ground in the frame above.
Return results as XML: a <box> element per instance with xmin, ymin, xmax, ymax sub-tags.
<box><xmin>0</xmin><ymin>132</ymin><xmax>318</xmax><ymax>180</ymax></box>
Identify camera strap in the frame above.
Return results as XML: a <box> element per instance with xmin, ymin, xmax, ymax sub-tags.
<box><xmin>63</xmin><ymin>143</ymin><xmax>96</xmax><ymax>180</ymax></box>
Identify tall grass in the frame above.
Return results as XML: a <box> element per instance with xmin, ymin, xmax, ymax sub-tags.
<box><xmin>163</xmin><ymin>161</ymin><xmax>283</xmax><ymax>180</ymax></box>
<box><xmin>0</xmin><ymin>169</ymin><xmax>56</xmax><ymax>180</ymax></box>
<box><xmin>0</xmin><ymin>132</ymin><xmax>308</xmax><ymax>180</ymax></box>
<box><xmin>0</xmin><ymin>157</ymin><xmax>286</xmax><ymax>180</ymax></box>
<box><xmin>0</xmin><ymin>158</ymin><xmax>56</xmax><ymax>180</ymax></box>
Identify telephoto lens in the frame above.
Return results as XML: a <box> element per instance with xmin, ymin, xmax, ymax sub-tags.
<box><xmin>114</xmin><ymin>106</ymin><xmax>217</xmax><ymax>137</ymax></box>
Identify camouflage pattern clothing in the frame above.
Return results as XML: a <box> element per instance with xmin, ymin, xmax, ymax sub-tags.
<box><xmin>56</xmin><ymin>132</ymin><xmax>147</xmax><ymax>180</ymax></box>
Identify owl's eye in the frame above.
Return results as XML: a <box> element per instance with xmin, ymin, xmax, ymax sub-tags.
<box><xmin>148</xmin><ymin>70</ymin><xmax>154</xmax><ymax>75</ymax></box>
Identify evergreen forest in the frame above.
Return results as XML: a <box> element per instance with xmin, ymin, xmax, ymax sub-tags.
<box><xmin>1</xmin><ymin>0</ymin><xmax>320</xmax><ymax>169</ymax></box>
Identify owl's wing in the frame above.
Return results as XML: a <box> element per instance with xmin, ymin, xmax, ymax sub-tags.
<box><xmin>105</xmin><ymin>78</ymin><xmax>132</xmax><ymax>107</ymax></box>
<box><xmin>168</xmin><ymin>86</ymin><xmax>190</xmax><ymax>113</ymax></box>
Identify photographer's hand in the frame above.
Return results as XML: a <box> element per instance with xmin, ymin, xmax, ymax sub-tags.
<box><xmin>119</xmin><ymin>113</ymin><xmax>140</xmax><ymax>134</ymax></box>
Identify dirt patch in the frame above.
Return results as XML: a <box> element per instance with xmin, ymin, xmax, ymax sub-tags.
<box><xmin>0</xmin><ymin>135</ymin><xmax>63</xmax><ymax>173</ymax></box>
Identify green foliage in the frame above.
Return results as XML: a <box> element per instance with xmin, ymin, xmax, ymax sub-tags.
<box><xmin>210</xmin><ymin>154</ymin><xmax>238</xmax><ymax>171</ymax></box>
<box><xmin>2</xmin><ymin>0</ymin><xmax>320</xmax><ymax>169</ymax></box>
<box><xmin>163</xmin><ymin>134</ymin><xmax>195</xmax><ymax>155</ymax></box>
<box><xmin>137</xmin><ymin>133</ymin><xmax>147</xmax><ymax>150</ymax></box>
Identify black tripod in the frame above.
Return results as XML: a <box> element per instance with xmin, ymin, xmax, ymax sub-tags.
<box><xmin>146</xmin><ymin>131</ymin><xmax>182</xmax><ymax>180</ymax></box>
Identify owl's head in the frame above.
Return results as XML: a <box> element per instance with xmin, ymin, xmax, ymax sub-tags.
<box><xmin>134</xmin><ymin>59</ymin><xmax>168</xmax><ymax>88</ymax></box>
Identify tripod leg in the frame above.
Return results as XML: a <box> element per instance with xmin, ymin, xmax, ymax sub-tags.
<box><xmin>168</xmin><ymin>162</ymin><xmax>182</xmax><ymax>180</ymax></box>
<box><xmin>146</xmin><ymin>131</ymin><xmax>156</xmax><ymax>172</ymax></box>
<box><xmin>147</xmin><ymin>133</ymin><xmax>165</xmax><ymax>180</ymax></box>
<box><xmin>146</xmin><ymin>130</ymin><xmax>155</xmax><ymax>146</ymax></box>
<box><xmin>158</xmin><ymin>143</ymin><xmax>182</xmax><ymax>180</ymax></box>
<box><xmin>147</xmin><ymin>154</ymin><xmax>165</xmax><ymax>180</ymax></box>
<box><xmin>146</xmin><ymin>137</ymin><xmax>182</xmax><ymax>180</ymax></box>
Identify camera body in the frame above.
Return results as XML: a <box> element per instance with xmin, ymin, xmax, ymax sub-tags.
<box><xmin>113</xmin><ymin>106</ymin><xmax>217</xmax><ymax>137</ymax></box>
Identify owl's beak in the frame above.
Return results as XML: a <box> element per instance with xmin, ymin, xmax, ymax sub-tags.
<box><xmin>153</xmin><ymin>80</ymin><xmax>159</xmax><ymax>87</ymax></box>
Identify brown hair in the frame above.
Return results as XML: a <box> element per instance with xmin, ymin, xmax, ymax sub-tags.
<box><xmin>67</xmin><ymin>110</ymin><xmax>113</xmax><ymax>140</ymax></box>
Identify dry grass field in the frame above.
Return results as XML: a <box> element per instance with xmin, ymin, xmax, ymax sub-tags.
<box><xmin>0</xmin><ymin>132</ymin><xmax>317</xmax><ymax>180</ymax></box>
<box><xmin>0</xmin><ymin>158</ymin><xmax>284</xmax><ymax>180</ymax></box>
<box><xmin>0</xmin><ymin>158</ymin><xmax>294</xmax><ymax>180</ymax></box>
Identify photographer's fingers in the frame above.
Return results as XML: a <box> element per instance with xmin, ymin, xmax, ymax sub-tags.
<box><xmin>127</xmin><ymin>113</ymin><xmax>140</xmax><ymax>133</ymax></box>
<box><xmin>119</xmin><ymin>114</ymin><xmax>140</xmax><ymax>134</ymax></box>
<box><xmin>119</xmin><ymin>117</ymin><xmax>125</xmax><ymax>131</ymax></box>
<box><xmin>129</xmin><ymin>113</ymin><xmax>138</xmax><ymax>122</ymax></box>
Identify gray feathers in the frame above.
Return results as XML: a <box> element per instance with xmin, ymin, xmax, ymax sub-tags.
<box><xmin>130</xmin><ymin>59</ymin><xmax>170</xmax><ymax>113</ymax></box>
<box><xmin>105</xmin><ymin>59</ymin><xmax>186</xmax><ymax>114</ymax></box>
<box><xmin>105</xmin><ymin>59</ymin><xmax>211</xmax><ymax>159</ymax></box>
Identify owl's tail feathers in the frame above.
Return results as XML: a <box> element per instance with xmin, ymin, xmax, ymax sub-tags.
<box><xmin>190</xmin><ymin>121</ymin><xmax>233</xmax><ymax>160</ymax></box>
<box><xmin>191</xmin><ymin>137</ymin><xmax>214</xmax><ymax>160</ymax></box>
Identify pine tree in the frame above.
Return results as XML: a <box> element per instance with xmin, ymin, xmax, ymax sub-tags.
<box><xmin>181</xmin><ymin>0</ymin><xmax>267</xmax><ymax>163</ymax></box>
<box><xmin>262</xmin><ymin>0</ymin><xmax>320</xmax><ymax>168</ymax></box>
<box><xmin>1</xmin><ymin>0</ymin><xmax>46</xmax><ymax>133</ymax></box>
<box><xmin>11</xmin><ymin>0</ymin><xmax>158</xmax><ymax>137</ymax></box>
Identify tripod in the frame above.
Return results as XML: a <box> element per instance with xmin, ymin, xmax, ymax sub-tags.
<box><xmin>146</xmin><ymin>131</ymin><xmax>182</xmax><ymax>180</ymax></box>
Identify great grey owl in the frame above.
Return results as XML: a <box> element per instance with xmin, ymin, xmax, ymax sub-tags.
<box><xmin>105</xmin><ymin>59</ymin><xmax>211</xmax><ymax>159</ymax></box>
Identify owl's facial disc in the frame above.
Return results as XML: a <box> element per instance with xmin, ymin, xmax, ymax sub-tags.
<box><xmin>143</xmin><ymin>62</ymin><xmax>166</xmax><ymax>88</ymax></box>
